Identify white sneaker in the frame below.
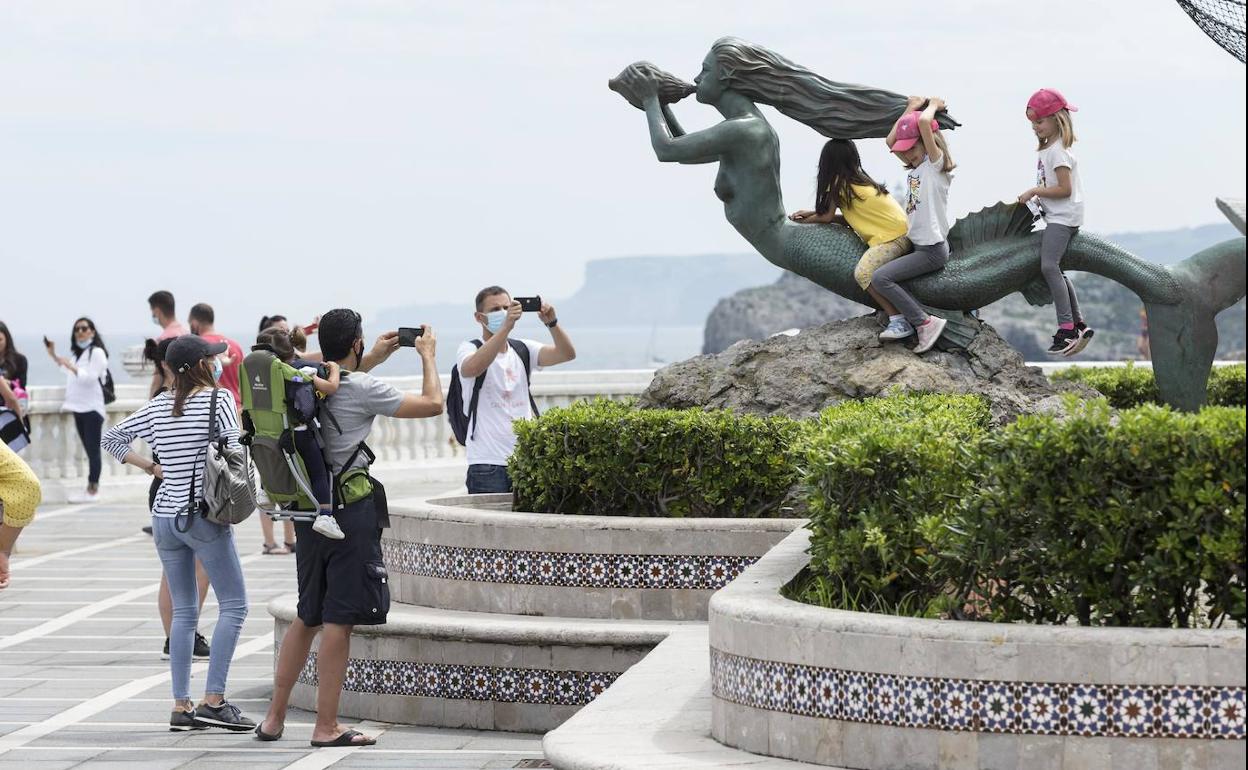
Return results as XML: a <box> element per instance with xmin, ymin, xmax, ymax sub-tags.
<box><xmin>312</xmin><ymin>515</ymin><xmax>346</xmax><ymax>540</ymax></box>
<box><xmin>255</xmin><ymin>487</ymin><xmax>276</xmax><ymax>513</ymax></box>
<box><xmin>914</xmin><ymin>316</ymin><xmax>948</xmax><ymax>354</ymax></box>
<box><xmin>67</xmin><ymin>489</ymin><xmax>100</xmax><ymax>504</ymax></box>
<box><xmin>879</xmin><ymin>318</ymin><xmax>915</xmax><ymax>341</ymax></box>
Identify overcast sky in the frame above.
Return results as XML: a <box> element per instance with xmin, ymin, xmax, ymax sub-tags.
<box><xmin>1</xmin><ymin>0</ymin><xmax>1243</xmax><ymax>338</ymax></box>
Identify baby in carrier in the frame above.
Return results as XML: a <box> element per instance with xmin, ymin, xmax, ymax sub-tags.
<box><xmin>254</xmin><ymin>327</ymin><xmax>344</xmax><ymax>540</ymax></box>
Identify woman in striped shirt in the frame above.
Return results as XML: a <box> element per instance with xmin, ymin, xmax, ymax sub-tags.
<box><xmin>102</xmin><ymin>335</ymin><xmax>255</xmax><ymax>733</ymax></box>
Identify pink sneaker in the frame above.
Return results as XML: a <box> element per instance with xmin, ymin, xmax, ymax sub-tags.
<box><xmin>913</xmin><ymin>316</ymin><xmax>947</xmax><ymax>354</ymax></box>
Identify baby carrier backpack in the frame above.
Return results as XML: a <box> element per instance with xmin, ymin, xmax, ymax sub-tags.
<box><xmin>239</xmin><ymin>348</ymin><xmax>328</xmax><ymax>520</ymax></box>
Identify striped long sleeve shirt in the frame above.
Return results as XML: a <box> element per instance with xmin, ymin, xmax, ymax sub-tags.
<box><xmin>102</xmin><ymin>388</ymin><xmax>240</xmax><ymax>518</ymax></box>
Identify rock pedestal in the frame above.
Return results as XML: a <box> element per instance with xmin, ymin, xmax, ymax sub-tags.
<box><xmin>644</xmin><ymin>316</ymin><xmax>1092</xmax><ymax>424</ymax></box>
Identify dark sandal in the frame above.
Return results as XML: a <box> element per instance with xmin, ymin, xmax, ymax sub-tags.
<box><xmin>284</xmin><ymin>541</ymin><xmax>297</xmax><ymax>551</ymax></box>
<box><xmin>310</xmin><ymin>729</ymin><xmax>376</xmax><ymax>748</ymax></box>
<box><xmin>262</xmin><ymin>542</ymin><xmax>290</xmax><ymax>555</ymax></box>
<box><xmin>255</xmin><ymin>722</ymin><xmax>283</xmax><ymax>741</ymax></box>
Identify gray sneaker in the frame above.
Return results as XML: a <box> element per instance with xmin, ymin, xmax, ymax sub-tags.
<box><xmin>913</xmin><ymin>316</ymin><xmax>947</xmax><ymax>354</ymax></box>
<box><xmin>193</xmin><ymin>700</ymin><xmax>257</xmax><ymax>732</ymax></box>
<box><xmin>170</xmin><ymin>708</ymin><xmax>205</xmax><ymax>732</ymax></box>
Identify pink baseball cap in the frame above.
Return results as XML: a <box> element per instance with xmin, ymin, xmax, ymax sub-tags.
<box><xmin>1026</xmin><ymin>88</ymin><xmax>1077</xmax><ymax>119</ymax></box>
<box><xmin>892</xmin><ymin>111</ymin><xmax>939</xmax><ymax>152</ymax></box>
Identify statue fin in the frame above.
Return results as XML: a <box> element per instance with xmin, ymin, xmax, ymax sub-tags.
<box><xmin>947</xmin><ymin>201</ymin><xmax>1034</xmax><ymax>253</ymax></box>
<box><xmin>1216</xmin><ymin>197</ymin><xmax>1245</xmax><ymax>235</ymax></box>
<box><xmin>1020</xmin><ymin>276</ymin><xmax>1054</xmax><ymax>307</ymax></box>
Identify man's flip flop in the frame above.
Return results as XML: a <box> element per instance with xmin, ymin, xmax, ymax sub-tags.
<box><xmin>254</xmin><ymin>723</ymin><xmax>283</xmax><ymax>741</ymax></box>
<box><xmin>310</xmin><ymin>729</ymin><xmax>375</xmax><ymax>748</ymax></box>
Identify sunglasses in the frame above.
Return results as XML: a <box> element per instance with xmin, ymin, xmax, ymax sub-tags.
<box><xmin>74</xmin><ymin>325</ymin><xmax>91</xmax><ymax>332</ymax></box>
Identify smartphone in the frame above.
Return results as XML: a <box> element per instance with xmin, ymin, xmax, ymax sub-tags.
<box><xmin>42</xmin><ymin>335</ymin><xmax>52</xmax><ymax>348</ymax></box>
<box><xmin>397</xmin><ymin>327</ymin><xmax>425</xmax><ymax>347</ymax></box>
<box><xmin>516</xmin><ymin>296</ymin><xmax>542</xmax><ymax>313</ymax></box>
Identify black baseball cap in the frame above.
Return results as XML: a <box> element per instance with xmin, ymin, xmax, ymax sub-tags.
<box><xmin>166</xmin><ymin>334</ymin><xmax>227</xmax><ymax>374</ymax></box>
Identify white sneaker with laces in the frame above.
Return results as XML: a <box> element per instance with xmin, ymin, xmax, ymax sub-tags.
<box><xmin>914</xmin><ymin>316</ymin><xmax>948</xmax><ymax>354</ymax></box>
<box><xmin>878</xmin><ymin>318</ymin><xmax>915</xmax><ymax>341</ymax></box>
<box><xmin>312</xmin><ymin>514</ymin><xmax>346</xmax><ymax>540</ymax></box>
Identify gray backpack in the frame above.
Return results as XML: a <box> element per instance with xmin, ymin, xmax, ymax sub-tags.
<box><xmin>187</xmin><ymin>388</ymin><xmax>255</xmax><ymax>528</ymax></box>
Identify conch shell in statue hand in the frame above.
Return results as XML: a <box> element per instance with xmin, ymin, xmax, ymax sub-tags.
<box><xmin>608</xmin><ymin>62</ymin><xmax>695</xmax><ymax>110</ymax></box>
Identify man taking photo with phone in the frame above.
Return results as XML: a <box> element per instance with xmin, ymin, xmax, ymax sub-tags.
<box><xmin>455</xmin><ymin>287</ymin><xmax>576</xmax><ymax>494</ymax></box>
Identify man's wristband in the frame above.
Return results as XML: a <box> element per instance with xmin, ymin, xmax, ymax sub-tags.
<box><xmin>545</xmin><ymin>318</ymin><xmax>559</xmax><ymax>329</ymax></box>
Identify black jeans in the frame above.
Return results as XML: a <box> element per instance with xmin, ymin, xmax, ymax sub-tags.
<box><xmin>72</xmin><ymin>410</ymin><xmax>104</xmax><ymax>486</ymax></box>
<box><xmin>466</xmin><ymin>464</ymin><xmax>512</xmax><ymax>494</ymax></box>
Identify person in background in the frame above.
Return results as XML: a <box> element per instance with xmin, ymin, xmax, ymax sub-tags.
<box><xmin>456</xmin><ymin>287</ymin><xmax>576</xmax><ymax>493</ymax></box>
<box><xmin>0</xmin><ymin>321</ymin><xmax>29</xmax><ymax>392</ymax></box>
<box><xmin>148</xmin><ymin>291</ymin><xmax>188</xmax><ymax>398</ymax></box>
<box><xmin>0</xmin><ymin>322</ymin><xmax>31</xmax><ymax>434</ymax></box>
<box><xmin>189</xmin><ymin>303</ymin><xmax>244</xmax><ymax>404</ymax></box>
<box><xmin>102</xmin><ymin>335</ymin><xmax>255</xmax><ymax>733</ymax></box>
<box><xmin>141</xmin><ymin>337</ymin><xmax>213</xmax><ymax>660</ymax></box>
<box><xmin>44</xmin><ymin>317</ymin><xmax>109</xmax><ymax>503</ymax></box>
<box><xmin>0</xmin><ymin>439</ymin><xmax>41</xmax><ymax>589</ymax></box>
<box><xmin>256</xmin><ymin>309</ymin><xmax>441</xmax><ymax>748</ymax></box>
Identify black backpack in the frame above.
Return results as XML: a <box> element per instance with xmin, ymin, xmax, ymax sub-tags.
<box><xmin>448</xmin><ymin>339</ymin><xmax>540</xmax><ymax>446</ymax></box>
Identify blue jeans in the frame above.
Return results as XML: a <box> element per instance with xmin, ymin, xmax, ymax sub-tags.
<box><xmin>466</xmin><ymin>464</ymin><xmax>512</xmax><ymax>494</ymax></box>
<box><xmin>152</xmin><ymin>514</ymin><xmax>248</xmax><ymax>701</ymax></box>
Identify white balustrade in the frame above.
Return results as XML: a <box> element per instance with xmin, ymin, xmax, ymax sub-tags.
<box><xmin>17</xmin><ymin>370</ymin><xmax>657</xmax><ymax>485</ymax></box>
<box><xmin>20</xmin><ymin>362</ymin><xmax>1238</xmax><ymax>487</ymax></box>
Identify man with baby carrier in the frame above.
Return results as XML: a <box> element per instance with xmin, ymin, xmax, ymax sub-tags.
<box><xmin>247</xmin><ymin>309</ymin><xmax>443</xmax><ymax>748</ymax></box>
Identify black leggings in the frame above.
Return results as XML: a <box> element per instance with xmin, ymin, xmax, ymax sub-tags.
<box><xmin>72</xmin><ymin>410</ymin><xmax>104</xmax><ymax>486</ymax></box>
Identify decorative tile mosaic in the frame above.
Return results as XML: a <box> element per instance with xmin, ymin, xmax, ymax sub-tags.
<box><xmin>709</xmin><ymin>647</ymin><xmax>1246</xmax><ymax>741</ymax></box>
<box><xmin>381</xmin><ymin>538</ymin><xmax>757</xmax><ymax>590</ymax></box>
<box><xmin>297</xmin><ymin>652</ymin><xmax>620</xmax><ymax>706</ymax></box>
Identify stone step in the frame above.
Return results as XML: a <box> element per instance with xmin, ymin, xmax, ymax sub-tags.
<box><xmin>543</xmin><ymin>626</ymin><xmax>829</xmax><ymax>769</ymax></box>
<box><xmin>268</xmin><ymin>595</ymin><xmax>695</xmax><ymax>733</ymax></box>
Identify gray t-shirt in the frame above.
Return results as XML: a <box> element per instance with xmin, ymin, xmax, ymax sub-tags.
<box><xmin>322</xmin><ymin>371</ymin><xmax>404</xmax><ymax>472</ymax></box>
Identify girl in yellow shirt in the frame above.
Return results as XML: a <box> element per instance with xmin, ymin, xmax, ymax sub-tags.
<box><xmin>790</xmin><ymin>138</ymin><xmax>912</xmax><ymax>328</ymax></box>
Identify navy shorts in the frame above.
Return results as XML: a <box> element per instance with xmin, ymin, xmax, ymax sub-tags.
<box><xmin>294</xmin><ymin>495</ymin><xmax>389</xmax><ymax>627</ymax></box>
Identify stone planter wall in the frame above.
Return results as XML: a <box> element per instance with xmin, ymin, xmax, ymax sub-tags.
<box><xmin>709</xmin><ymin>529</ymin><xmax>1247</xmax><ymax>769</ymax></box>
<box><xmin>271</xmin><ymin>494</ymin><xmax>801</xmax><ymax>732</ymax></box>
<box><xmin>384</xmin><ymin>494</ymin><xmax>803</xmax><ymax>620</ymax></box>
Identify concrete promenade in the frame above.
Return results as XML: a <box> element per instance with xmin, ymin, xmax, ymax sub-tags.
<box><xmin>0</xmin><ymin>487</ymin><xmax>546</xmax><ymax>769</ymax></box>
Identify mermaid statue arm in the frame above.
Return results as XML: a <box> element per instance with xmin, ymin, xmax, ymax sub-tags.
<box><xmin>641</xmin><ymin>94</ymin><xmax>752</xmax><ymax>164</ymax></box>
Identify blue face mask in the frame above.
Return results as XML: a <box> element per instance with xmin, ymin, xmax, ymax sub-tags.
<box><xmin>152</xmin><ymin>314</ymin><xmax>161</xmax><ymax>326</ymax></box>
<box><xmin>212</xmin><ymin>357</ymin><xmax>224</xmax><ymax>382</ymax></box>
<box><xmin>485</xmin><ymin>310</ymin><xmax>506</xmax><ymax>334</ymax></box>
<box><xmin>75</xmin><ymin>336</ymin><xmax>94</xmax><ymax>350</ymax></box>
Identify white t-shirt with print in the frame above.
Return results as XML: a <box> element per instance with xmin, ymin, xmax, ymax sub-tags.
<box><xmin>903</xmin><ymin>154</ymin><xmax>953</xmax><ymax>246</ymax></box>
<box><xmin>1035</xmin><ymin>139</ymin><xmax>1084</xmax><ymax>227</ymax></box>
<box><xmin>455</xmin><ymin>338</ymin><xmax>544</xmax><ymax>467</ymax></box>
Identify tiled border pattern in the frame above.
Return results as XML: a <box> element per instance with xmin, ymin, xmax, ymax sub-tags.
<box><xmin>298</xmin><ymin>652</ymin><xmax>620</xmax><ymax>706</ymax></box>
<box><xmin>382</xmin><ymin>538</ymin><xmax>757</xmax><ymax>590</ymax></box>
<box><xmin>710</xmin><ymin>648</ymin><xmax>1246</xmax><ymax>741</ymax></box>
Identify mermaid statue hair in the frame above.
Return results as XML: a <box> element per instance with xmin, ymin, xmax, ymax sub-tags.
<box><xmin>708</xmin><ymin>37</ymin><xmax>958</xmax><ymax>139</ymax></box>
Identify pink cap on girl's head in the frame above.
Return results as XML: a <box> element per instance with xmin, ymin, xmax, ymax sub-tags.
<box><xmin>892</xmin><ymin>111</ymin><xmax>940</xmax><ymax>152</ymax></box>
<box><xmin>1026</xmin><ymin>88</ymin><xmax>1077</xmax><ymax>119</ymax></box>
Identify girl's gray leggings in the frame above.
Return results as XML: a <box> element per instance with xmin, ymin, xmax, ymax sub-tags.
<box><xmin>1041</xmin><ymin>223</ymin><xmax>1083</xmax><ymax>326</ymax></box>
<box><xmin>870</xmin><ymin>241</ymin><xmax>949</xmax><ymax>326</ymax></box>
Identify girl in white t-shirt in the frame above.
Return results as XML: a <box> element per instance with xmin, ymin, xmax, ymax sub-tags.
<box><xmin>1017</xmin><ymin>88</ymin><xmax>1093</xmax><ymax>357</ymax></box>
<box><xmin>872</xmin><ymin>95</ymin><xmax>956</xmax><ymax>354</ymax></box>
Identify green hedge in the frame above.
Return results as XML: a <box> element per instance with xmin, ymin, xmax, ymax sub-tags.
<box><xmin>795</xmin><ymin>396</ymin><xmax>1246</xmax><ymax>627</ymax></box>
<box><xmin>509</xmin><ymin>399</ymin><xmax>805</xmax><ymax>517</ymax></box>
<box><xmin>800</xmin><ymin>394</ymin><xmax>991</xmax><ymax>616</ymax></box>
<box><xmin>953</xmin><ymin>400</ymin><xmax>1245</xmax><ymax>627</ymax></box>
<box><xmin>1051</xmin><ymin>362</ymin><xmax>1246</xmax><ymax>409</ymax></box>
